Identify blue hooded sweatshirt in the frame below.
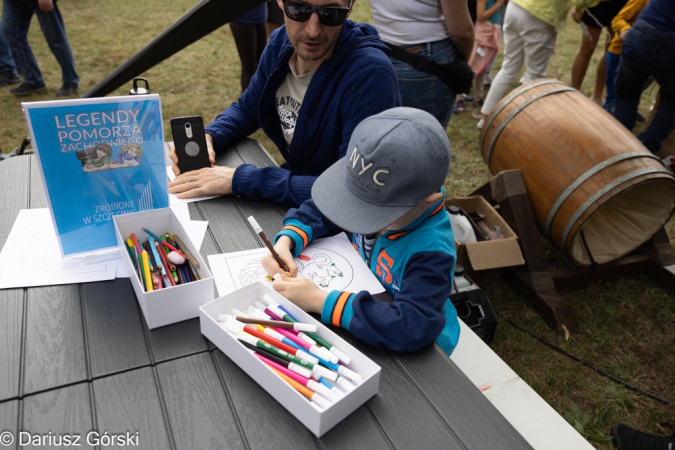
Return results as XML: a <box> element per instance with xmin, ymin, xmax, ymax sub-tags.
<box><xmin>205</xmin><ymin>20</ymin><xmax>401</xmax><ymax>207</ymax></box>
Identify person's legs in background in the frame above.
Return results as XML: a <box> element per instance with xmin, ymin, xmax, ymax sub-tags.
<box><xmin>2</xmin><ymin>0</ymin><xmax>47</xmax><ymax>94</ymax></box>
<box><xmin>35</xmin><ymin>2</ymin><xmax>79</xmax><ymax>95</ymax></box>
<box><xmin>0</xmin><ymin>18</ymin><xmax>20</xmax><ymax>86</ymax></box>
<box><xmin>602</xmin><ymin>50</ymin><xmax>621</xmax><ymax>112</ymax></box>
<box><xmin>390</xmin><ymin>38</ymin><xmax>458</xmax><ymax>128</ymax></box>
<box><xmin>519</xmin><ymin>16</ymin><xmax>556</xmax><ymax>84</ymax></box>
<box><xmin>230</xmin><ymin>20</ymin><xmax>267</xmax><ymax>92</ymax></box>
<box><xmin>613</xmin><ymin>22</ymin><xmax>675</xmax><ymax>154</ymax></box>
<box><xmin>480</xmin><ymin>2</ymin><xmax>526</xmax><ymax>117</ymax></box>
<box><xmin>266</xmin><ymin>0</ymin><xmax>284</xmax><ymax>38</ymax></box>
<box><xmin>571</xmin><ymin>25</ymin><xmax>602</xmax><ymax>91</ymax></box>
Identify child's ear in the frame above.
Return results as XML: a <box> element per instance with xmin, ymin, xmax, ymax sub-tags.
<box><xmin>425</xmin><ymin>191</ymin><xmax>443</xmax><ymax>204</ymax></box>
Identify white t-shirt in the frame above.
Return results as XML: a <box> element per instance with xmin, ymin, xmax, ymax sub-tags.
<box><xmin>369</xmin><ymin>0</ymin><xmax>450</xmax><ymax>45</ymax></box>
<box><xmin>275</xmin><ymin>54</ymin><xmax>316</xmax><ymax>149</ymax></box>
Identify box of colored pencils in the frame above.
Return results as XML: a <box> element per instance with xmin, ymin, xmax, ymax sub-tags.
<box><xmin>199</xmin><ymin>282</ymin><xmax>381</xmax><ymax>437</ymax></box>
<box><xmin>113</xmin><ymin>208</ymin><xmax>214</xmax><ymax>329</ymax></box>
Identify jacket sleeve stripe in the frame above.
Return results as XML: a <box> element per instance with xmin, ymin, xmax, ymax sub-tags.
<box><xmin>331</xmin><ymin>291</ymin><xmax>352</xmax><ymax>327</ymax></box>
<box><xmin>282</xmin><ymin>225</ymin><xmax>308</xmax><ymax>248</ymax></box>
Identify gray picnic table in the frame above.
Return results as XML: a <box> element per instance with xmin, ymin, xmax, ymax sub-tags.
<box><xmin>0</xmin><ymin>139</ymin><xmax>533</xmax><ymax>449</ymax></box>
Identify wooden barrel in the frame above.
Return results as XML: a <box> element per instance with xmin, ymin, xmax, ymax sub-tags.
<box><xmin>480</xmin><ymin>79</ymin><xmax>675</xmax><ymax>267</ymax></box>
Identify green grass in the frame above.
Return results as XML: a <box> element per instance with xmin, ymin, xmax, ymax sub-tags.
<box><xmin>1</xmin><ymin>1</ymin><xmax>673</xmax><ymax>447</ymax></box>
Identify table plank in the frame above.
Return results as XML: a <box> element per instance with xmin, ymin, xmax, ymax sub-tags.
<box><xmin>29</xmin><ymin>158</ymin><xmax>47</xmax><ymax>209</ymax></box>
<box><xmin>81</xmin><ymin>279</ymin><xmax>151</xmax><ymax>377</ymax></box>
<box><xmin>22</xmin><ymin>286</ymin><xmax>87</xmax><ymax>395</ymax></box>
<box><xmin>155</xmin><ymin>352</ymin><xmax>245</xmax><ymax>450</ymax></box>
<box><xmin>0</xmin><ymin>156</ymin><xmax>30</xmax><ymax>247</ymax></box>
<box><xmin>0</xmin><ymin>400</ymin><xmax>18</xmax><ymax>450</ymax></box>
<box><xmin>211</xmin><ymin>350</ymin><xmax>319</xmax><ymax>450</ymax></box>
<box><xmin>0</xmin><ymin>289</ymin><xmax>23</xmax><ymax>402</ymax></box>
<box><xmin>93</xmin><ymin>367</ymin><xmax>172</xmax><ymax>450</ymax></box>
<box><xmin>397</xmin><ymin>346</ymin><xmax>534</xmax><ymax>449</ymax></box>
<box><xmin>144</xmin><ymin>318</ymin><xmax>208</xmax><ymax>363</ymax></box>
<box><xmin>21</xmin><ymin>383</ymin><xmax>94</xmax><ymax>449</ymax></box>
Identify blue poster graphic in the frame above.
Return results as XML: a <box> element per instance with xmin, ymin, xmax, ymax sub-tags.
<box><xmin>24</xmin><ymin>95</ymin><xmax>169</xmax><ymax>256</ymax></box>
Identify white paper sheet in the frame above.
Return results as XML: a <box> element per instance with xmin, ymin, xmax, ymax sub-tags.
<box><xmin>0</xmin><ymin>209</ymin><xmax>118</xmax><ymax>289</ymax></box>
<box><xmin>208</xmin><ymin>233</ymin><xmax>385</xmax><ymax>297</ymax></box>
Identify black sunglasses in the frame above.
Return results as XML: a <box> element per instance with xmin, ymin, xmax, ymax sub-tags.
<box><xmin>282</xmin><ymin>0</ymin><xmax>351</xmax><ymax>27</ymax></box>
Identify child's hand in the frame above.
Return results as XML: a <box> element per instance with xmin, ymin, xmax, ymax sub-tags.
<box><xmin>261</xmin><ymin>236</ymin><xmax>297</xmax><ymax>277</ymax></box>
<box><xmin>272</xmin><ymin>275</ymin><xmax>327</xmax><ymax>314</ymax></box>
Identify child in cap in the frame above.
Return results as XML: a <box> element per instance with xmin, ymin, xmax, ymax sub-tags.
<box><xmin>262</xmin><ymin>107</ymin><xmax>460</xmax><ymax>355</ymax></box>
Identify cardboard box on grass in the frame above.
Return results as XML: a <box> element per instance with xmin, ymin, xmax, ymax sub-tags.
<box><xmin>114</xmin><ymin>208</ymin><xmax>214</xmax><ymax>329</ymax></box>
<box><xmin>445</xmin><ymin>196</ymin><xmax>525</xmax><ymax>286</ymax></box>
<box><xmin>200</xmin><ymin>281</ymin><xmax>381</xmax><ymax>437</ymax></box>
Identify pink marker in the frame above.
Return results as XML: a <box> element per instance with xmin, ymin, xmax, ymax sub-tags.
<box><xmin>255</xmin><ymin>353</ymin><xmax>335</xmax><ymax>401</ymax></box>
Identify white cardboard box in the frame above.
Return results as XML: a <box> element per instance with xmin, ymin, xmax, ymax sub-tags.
<box><xmin>199</xmin><ymin>282</ymin><xmax>381</xmax><ymax>437</ymax></box>
<box><xmin>113</xmin><ymin>208</ymin><xmax>214</xmax><ymax>329</ymax></box>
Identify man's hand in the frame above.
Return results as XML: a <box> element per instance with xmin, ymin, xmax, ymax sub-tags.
<box><xmin>271</xmin><ymin>275</ymin><xmax>328</xmax><ymax>314</ymax></box>
<box><xmin>572</xmin><ymin>11</ymin><xmax>582</xmax><ymax>24</ymax></box>
<box><xmin>170</xmin><ymin>134</ymin><xmax>216</xmax><ymax>178</ymax></box>
<box><xmin>168</xmin><ymin>166</ymin><xmax>235</xmax><ymax>198</ymax></box>
<box><xmin>37</xmin><ymin>0</ymin><xmax>54</xmax><ymax>12</ymax></box>
<box><xmin>262</xmin><ymin>236</ymin><xmax>298</xmax><ymax>277</ymax></box>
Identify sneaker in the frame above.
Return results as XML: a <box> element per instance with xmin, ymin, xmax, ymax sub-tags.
<box><xmin>611</xmin><ymin>423</ymin><xmax>675</xmax><ymax>450</ymax></box>
<box><xmin>55</xmin><ymin>83</ymin><xmax>78</xmax><ymax>96</ymax></box>
<box><xmin>484</xmin><ymin>73</ymin><xmax>493</xmax><ymax>86</ymax></box>
<box><xmin>477</xmin><ymin>117</ymin><xmax>485</xmax><ymax>129</ymax></box>
<box><xmin>0</xmin><ymin>71</ymin><xmax>21</xmax><ymax>87</ymax></box>
<box><xmin>9</xmin><ymin>82</ymin><xmax>47</xmax><ymax>96</ymax></box>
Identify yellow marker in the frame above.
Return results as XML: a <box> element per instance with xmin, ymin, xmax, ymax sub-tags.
<box><xmin>142</xmin><ymin>251</ymin><xmax>153</xmax><ymax>292</ymax></box>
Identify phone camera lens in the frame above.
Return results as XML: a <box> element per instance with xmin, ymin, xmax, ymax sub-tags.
<box><xmin>185</xmin><ymin>123</ymin><xmax>191</xmax><ymax>129</ymax></box>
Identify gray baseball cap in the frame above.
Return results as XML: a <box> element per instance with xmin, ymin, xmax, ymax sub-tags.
<box><xmin>312</xmin><ymin>107</ymin><xmax>451</xmax><ymax>235</ymax></box>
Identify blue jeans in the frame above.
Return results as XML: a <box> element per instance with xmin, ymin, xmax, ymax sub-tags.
<box><xmin>613</xmin><ymin>20</ymin><xmax>675</xmax><ymax>154</ymax></box>
<box><xmin>0</xmin><ymin>19</ymin><xmax>17</xmax><ymax>74</ymax></box>
<box><xmin>602</xmin><ymin>51</ymin><xmax>620</xmax><ymax>112</ymax></box>
<box><xmin>389</xmin><ymin>37</ymin><xmax>459</xmax><ymax>129</ymax></box>
<box><xmin>2</xmin><ymin>0</ymin><xmax>78</xmax><ymax>86</ymax></box>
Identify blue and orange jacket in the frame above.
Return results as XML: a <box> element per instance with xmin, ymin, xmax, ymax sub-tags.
<box><xmin>204</xmin><ymin>21</ymin><xmax>401</xmax><ymax>207</ymax></box>
<box><xmin>275</xmin><ymin>190</ymin><xmax>460</xmax><ymax>355</ymax></box>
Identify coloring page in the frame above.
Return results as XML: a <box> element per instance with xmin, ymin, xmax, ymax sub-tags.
<box><xmin>208</xmin><ymin>233</ymin><xmax>385</xmax><ymax>297</ymax></box>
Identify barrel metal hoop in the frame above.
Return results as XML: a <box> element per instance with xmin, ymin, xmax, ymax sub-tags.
<box><xmin>560</xmin><ymin>167</ymin><xmax>672</xmax><ymax>251</ymax></box>
<box><xmin>480</xmin><ymin>79</ymin><xmax>560</xmax><ymax>152</ymax></box>
<box><xmin>545</xmin><ymin>152</ymin><xmax>661</xmax><ymax>236</ymax></box>
<box><xmin>485</xmin><ymin>86</ymin><xmax>576</xmax><ymax>167</ymax></box>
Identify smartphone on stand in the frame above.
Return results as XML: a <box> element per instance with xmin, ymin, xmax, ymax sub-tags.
<box><xmin>171</xmin><ymin>116</ymin><xmax>211</xmax><ymax>173</ymax></box>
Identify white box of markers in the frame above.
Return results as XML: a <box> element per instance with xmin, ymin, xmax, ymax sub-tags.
<box><xmin>113</xmin><ymin>208</ymin><xmax>214</xmax><ymax>329</ymax></box>
<box><xmin>199</xmin><ymin>281</ymin><xmax>381</xmax><ymax>437</ymax></box>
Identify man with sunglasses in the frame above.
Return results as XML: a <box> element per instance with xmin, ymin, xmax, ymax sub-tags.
<box><xmin>169</xmin><ymin>0</ymin><xmax>401</xmax><ymax>207</ymax></box>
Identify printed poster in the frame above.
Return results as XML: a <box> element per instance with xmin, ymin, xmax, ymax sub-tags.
<box><xmin>23</xmin><ymin>95</ymin><xmax>169</xmax><ymax>256</ymax></box>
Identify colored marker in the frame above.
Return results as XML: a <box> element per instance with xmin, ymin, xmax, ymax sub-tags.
<box><xmin>234</xmin><ymin>316</ymin><xmax>317</xmax><ymax>332</ymax></box>
<box><xmin>252</xmin><ymin>303</ymin><xmax>317</xmax><ymax>346</ymax></box>
<box><xmin>262</xmin><ymin>295</ymin><xmax>351</xmax><ymax>364</ymax></box>
<box><xmin>240</xmin><ymin>340</ymin><xmax>313</xmax><ymax>379</ymax></box>
<box><xmin>335</xmin><ymin>376</ymin><xmax>356</xmax><ymax>392</ymax></box>
<box><xmin>223</xmin><ymin>321</ymin><xmax>318</xmax><ymax>366</ymax></box>
<box><xmin>268</xmin><ymin>366</ymin><xmax>331</xmax><ymax>410</ymax></box>
<box><xmin>262</xmin><ymin>328</ymin><xmax>337</xmax><ymax>380</ymax></box>
<box><xmin>256</xmin><ymin>353</ymin><xmax>334</xmax><ymax>400</ymax></box>
<box><xmin>247</xmin><ymin>216</ymin><xmax>291</xmax><ymax>273</ymax></box>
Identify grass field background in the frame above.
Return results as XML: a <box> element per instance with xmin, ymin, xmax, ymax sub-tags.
<box><xmin>0</xmin><ymin>1</ymin><xmax>672</xmax><ymax>446</ymax></box>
